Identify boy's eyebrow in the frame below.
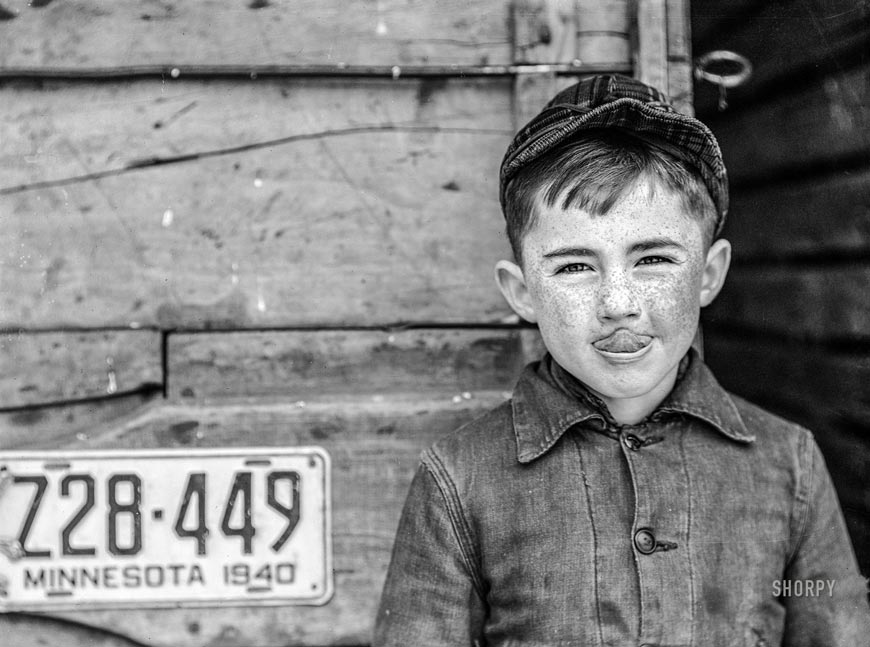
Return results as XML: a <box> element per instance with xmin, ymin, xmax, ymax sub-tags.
<box><xmin>542</xmin><ymin>246</ymin><xmax>597</xmax><ymax>259</ymax></box>
<box><xmin>629</xmin><ymin>237</ymin><xmax>688</xmax><ymax>253</ymax></box>
<box><xmin>542</xmin><ymin>238</ymin><xmax>687</xmax><ymax>259</ymax></box>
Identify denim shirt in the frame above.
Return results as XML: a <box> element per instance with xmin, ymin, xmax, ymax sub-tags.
<box><xmin>374</xmin><ymin>350</ymin><xmax>870</xmax><ymax>646</ymax></box>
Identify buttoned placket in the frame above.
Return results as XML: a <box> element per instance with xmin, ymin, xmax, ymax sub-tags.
<box><xmin>618</xmin><ymin>419</ymin><xmax>693</xmax><ymax>647</ymax></box>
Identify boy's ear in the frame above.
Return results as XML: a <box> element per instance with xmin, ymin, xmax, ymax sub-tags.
<box><xmin>699</xmin><ymin>238</ymin><xmax>732</xmax><ymax>307</ymax></box>
<box><xmin>495</xmin><ymin>260</ymin><xmax>538</xmax><ymax>323</ymax></box>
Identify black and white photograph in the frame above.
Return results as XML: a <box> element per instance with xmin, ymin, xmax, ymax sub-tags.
<box><xmin>0</xmin><ymin>1</ymin><xmax>868</xmax><ymax>645</ymax></box>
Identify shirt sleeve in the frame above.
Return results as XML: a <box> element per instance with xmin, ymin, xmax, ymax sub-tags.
<box><xmin>373</xmin><ymin>460</ymin><xmax>487</xmax><ymax>646</ymax></box>
<box><xmin>782</xmin><ymin>435</ymin><xmax>870</xmax><ymax>645</ymax></box>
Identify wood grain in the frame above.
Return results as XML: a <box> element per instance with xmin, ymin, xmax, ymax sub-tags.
<box><xmin>0</xmin><ymin>0</ymin><xmax>635</xmax><ymax>72</ymax></box>
<box><xmin>1</xmin><ymin>79</ymin><xmax>515</xmax><ymax>330</ymax></box>
<box><xmin>0</xmin><ymin>0</ymin><xmax>514</xmax><ymax>69</ymax></box>
<box><xmin>0</xmin><ymin>331</ymin><xmax>162</xmax><ymax>407</ymax></box>
<box><xmin>168</xmin><ymin>328</ymin><xmax>541</xmax><ymax>403</ymax></box>
<box><xmin>513</xmin><ymin>0</ymin><xmax>631</xmax><ymax>66</ymax></box>
<box><xmin>0</xmin><ymin>391</ymin><xmax>162</xmax><ymax>450</ymax></box>
<box><xmin>709</xmin><ymin>63</ymin><xmax>870</xmax><ymax>184</ymax></box>
<box><xmin>665</xmin><ymin>0</ymin><xmax>693</xmax><ymax>114</ymax></box>
<box><xmin>706</xmin><ymin>265</ymin><xmax>870</xmax><ymax>342</ymax></box>
<box><xmin>1</xmin><ymin>393</ymin><xmax>508</xmax><ymax>647</ymax></box>
<box><xmin>0</xmin><ymin>614</ymin><xmax>141</xmax><ymax>647</ymax></box>
<box><xmin>723</xmin><ymin>169</ymin><xmax>870</xmax><ymax>258</ymax></box>
<box><xmin>635</xmin><ymin>0</ymin><xmax>668</xmax><ymax>93</ymax></box>
<box><xmin>1</xmin><ymin>77</ymin><xmax>513</xmax><ymax>190</ymax></box>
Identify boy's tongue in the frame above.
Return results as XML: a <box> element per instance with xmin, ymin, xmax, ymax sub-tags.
<box><xmin>593</xmin><ymin>330</ymin><xmax>651</xmax><ymax>353</ymax></box>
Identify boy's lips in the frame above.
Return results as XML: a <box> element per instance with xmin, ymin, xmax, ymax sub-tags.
<box><xmin>593</xmin><ymin>330</ymin><xmax>652</xmax><ymax>354</ymax></box>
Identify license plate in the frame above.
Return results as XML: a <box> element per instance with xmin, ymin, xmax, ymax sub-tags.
<box><xmin>0</xmin><ymin>447</ymin><xmax>332</xmax><ymax>611</ymax></box>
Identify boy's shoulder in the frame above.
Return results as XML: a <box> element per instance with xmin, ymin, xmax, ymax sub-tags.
<box><xmin>722</xmin><ymin>387</ymin><xmax>811</xmax><ymax>439</ymax></box>
<box><xmin>716</xmin><ymin>387</ymin><xmax>819</xmax><ymax>467</ymax></box>
<box><xmin>422</xmin><ymin>398</ymin><xmax>518</xmax><ymax>472</ymax></box>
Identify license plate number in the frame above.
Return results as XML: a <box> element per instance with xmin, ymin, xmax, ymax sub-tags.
<box><xmin>0</xmin><ymin>448</ymin><xmax>332</xmax><ymax>610</ymax></box>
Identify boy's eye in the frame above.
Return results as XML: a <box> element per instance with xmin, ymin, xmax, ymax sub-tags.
<box><xmin>637</xmin><ymin>255</ymin><xmax>672</xmax><ymax>266</ymax></box>
<box><xmin>557</xmin><ymin>263</ymin><xmax>592</xmax><ymax>274</ymax></box>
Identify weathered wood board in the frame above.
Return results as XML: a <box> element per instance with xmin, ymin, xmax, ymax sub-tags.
<box><xmin>709</xmin><ymin>63</ymin><xmax>870</xmax><ymax>185</ymax></box>
<box><xmin>0</xmin><ymin>390</ymin><xmax>162</xmax><ymax>449</ymax></box>
<box><xmin>0</xmin><ymin>614</ymin><xmax>141</xmax><ymax>647</ymax></box>
<box><xmin>690</xmin><ymin>0</ymin><xmax>765</xmax><ymax>45</ymax></box>
<box><xmin>722</xmin><ymin>168</ymin><xmax>870</xmax><ymax>259</ymax></box>
<box><xmin>0</xmin><ymin>0</ymin><xmax>514</xmax><ymax>69</ymax></box>
<box><xmin>1</xmin><ymin>78</ymin><xmax>514</xmax><ymax>189</ymax></box>
<box><xmin>0</xmin><ymin>0</ymin><xmax>634</xmax><ymax>71</ymax></box>
<box><xmin>693</xmin><ymin>0</ymin><xmax>870</xmax><ymax>117</ymax></box>
<box><xmin>705</xmin><ymin>336</ymin><xmax>870</xmax><ymax>434</ymax></box>
<box><xmin>1</xmin><ymin>78</ymin><xmax>517</xmax><ymax>330</ymax></box>
<box><xmin>0</xmin><ymin>393</ymin><xmax>508</xmax><ymax>647</ymax></box>
<box><xmin>707</xmin><ymin>265</ymin><xmax>870</xmax><ymax>342</ymax></box>
<box><xmin>0</xmin><ymin>330</ymin><xmax>162</xmax><ymax>408</ymax></box>
<box><xmin>168</xmin><ymin>328</ymin><xmax>542</xmax><ymax>402</ymax></box>
<box><xmin>513</xmin><ymin>0</ymin><xmax>631</xmax><ymax>68</ymax></box>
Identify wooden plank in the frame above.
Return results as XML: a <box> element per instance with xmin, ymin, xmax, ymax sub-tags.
<box><xmin>0</xmin><ymin>77</ymin><xmax>514</xmax><ymax>189</ymax></box>
<box><xmin>0</xmin><ymin>331</ymin><xmax>162</xmax><ymax>407</ymax></box>
<box><xmin>1</xmin><ymin>394</ymin><xmax>508</xmax><ymax>647</ymax></box>
<box><xmin>722</xmin><ymin>168</ymin><xmax>870</xmax><ymax>259</ymax></box>
<box><xmin>693</xmin><ymin>0</ymin><xmax>870</xmax><ymax>117</ymax></box>
<box><xmin>634</xmin><ymin>0</ymin><xmax>669</xmax><ymax>95</ymax></box>
<box><xmin>168</xmin><ymin>328</ymin><xmax>541</xmax><ymax>403</ymax></box>
<box><xmin>1</xmin><ymin>78</ymin><xmax>516</xmax><ymax>329</ymax></box>
<box><xmin>577</xmin><ymin>0</ymin><xmax>632</xmax><ymax>68</ymax></box>
<box><xmin>0</xmin><ymin>391</ymin><xmax>162</xmax><ymax>450</ymax></box>
<box><xmin>706</xmin><ymin>264</ymin><xmax>870</xmax><ymax>342</ymax></box>
<box><xmin>666</xmin><ymin>0</ymin><xmax>692</xmax><ymax>114</ymax></box>
<box><xmin>690</xmin><ymin>0</ymin><xmax>765</xmax><ymax>47</ymax></box>
<box><xmin>510</xmin><ymin>0</ymin><xmax>632</xmax><ymax>68</ymax></box>
<box><xmin>704</xmin><ymin>335</ymin><xmax>870</xmax><ymax>433</ymax></box>
<box><xmin>0</xmin><ymin>0</ymin><xmax>517</xmax><ymax>69</ymax></box>
<box><xmin>708</xmin><ymin>63</ymin><xmax>870</xmax><ymax>184</ymax></box>
<box><xmin>0</xmin><ymin>614</ymin><xmax>140</xmax><ymax>647</ymax></box>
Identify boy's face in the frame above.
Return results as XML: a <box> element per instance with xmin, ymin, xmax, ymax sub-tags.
<box><xmin>496</xmin><ymin>178</ymin><xmax>731</xmax><ymax>422</ymax></box>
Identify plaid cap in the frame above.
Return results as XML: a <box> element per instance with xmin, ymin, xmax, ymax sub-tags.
<box><xmin>500</xmin><ymin>74</ymin><xmax>728</xmax><ymax>234</ymax></box>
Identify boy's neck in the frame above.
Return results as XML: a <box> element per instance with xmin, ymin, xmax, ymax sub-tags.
<box><xmin>598</xmin><ymin>363</ymin><xmax>681</xmax><ymax>425</ymax></box>
<box><xmin>550</xmin><ymin>354</ymin><xmax>686</xmax><ymax>427</ymax></box>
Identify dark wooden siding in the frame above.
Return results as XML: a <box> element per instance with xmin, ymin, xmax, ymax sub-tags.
<box><xmin>693</xmin><ymin>0</ymin><xmax>870</xmax><ymax>577</ymax></box>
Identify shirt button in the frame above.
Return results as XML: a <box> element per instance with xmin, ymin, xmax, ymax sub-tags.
<box><xmin>622</xmin><ymin>434</ymin><xmax>642</xmax><ymax>451</ymax></box>
<box><xmin>634</xmin><ymin>528</ymin><xmax>656</xmax><ymax>554</ymax></box>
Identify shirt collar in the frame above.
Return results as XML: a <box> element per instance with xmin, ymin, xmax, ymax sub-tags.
<box><xmin>511</xmin><ymin>347</ymin><xmax>755</xmax><ymax>464</ymax></box>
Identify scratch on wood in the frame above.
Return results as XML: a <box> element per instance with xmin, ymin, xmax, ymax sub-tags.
<box><xmin>0</xmin><ymin>124</ymin><xmax>510</xmax><ymax>195</ymax></box>
<box><xmin>61</xmin><ymin>138</ymin><xmax>148</xmax><ymax>266</ymax></box>
<box><xmin>153</xmin><ymin>100</ymin><xmax>198</xmax><ymax>130</ymax></box>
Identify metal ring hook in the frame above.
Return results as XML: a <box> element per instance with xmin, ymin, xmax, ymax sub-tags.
<box><xmin>694</xmin><ymin>50</ymin><xmax>753</xmax><ymax>111</ymax></box>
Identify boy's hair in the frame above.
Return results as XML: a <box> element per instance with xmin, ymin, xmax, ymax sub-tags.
<box><xmin>503</xmin><ymin>130</ymin><xmax>719</xmax><ymax>263</ymax></box>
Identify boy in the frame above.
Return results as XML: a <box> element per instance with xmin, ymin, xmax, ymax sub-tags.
<box><xmin>374</xmin><ymin>75</ymin><xmax>870</xmax><ymax>645</ymax></box>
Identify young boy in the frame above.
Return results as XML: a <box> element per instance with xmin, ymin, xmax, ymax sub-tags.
<box><xmin>374</xmin><ymin>75</ymin><xmax>870</xmax><ymax>645</ymax></box>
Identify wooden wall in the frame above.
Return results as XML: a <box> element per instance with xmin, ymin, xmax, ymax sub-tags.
<box><xmin>693</xmin><ymin>0</ymin><xmax>870</xmax><ymax>576</ymax></box>
<box><xmin>0</xmin><ymin>1</ymin><xmax>690</xmax><ymax>645</ymax></box>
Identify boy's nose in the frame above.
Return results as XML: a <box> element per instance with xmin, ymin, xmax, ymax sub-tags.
<box><xmin>597</xmin><ymin>273</ymin><xmax>641</xmax><ymax>321</ymax></box>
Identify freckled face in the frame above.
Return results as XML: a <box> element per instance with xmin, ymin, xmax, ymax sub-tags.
<box><xmin>518</xmin><ymin>180</ymin><xmax>712</xmax><ymax>413</ymax></box>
